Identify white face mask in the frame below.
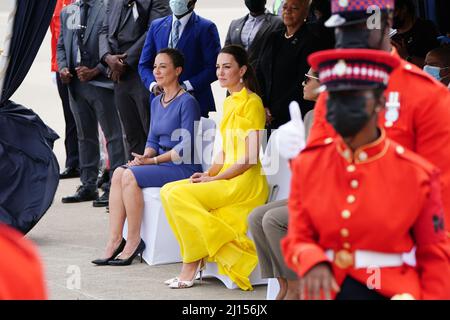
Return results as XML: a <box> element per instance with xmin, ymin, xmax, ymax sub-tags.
<box><xmin>169</xmin><ymin>0</ymin><xmax>190</xmax><ymax>16</ymax></box>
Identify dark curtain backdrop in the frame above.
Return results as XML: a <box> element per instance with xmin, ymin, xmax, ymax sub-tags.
<box><xmin>1</xmin><ymin>0</ymin><xmax>57</xmax><ymax>103</ymax></box>
<box><xmin>0</xmin><ymin>0</ymin><xmax>59</xmax><ymax>234</ymax></box>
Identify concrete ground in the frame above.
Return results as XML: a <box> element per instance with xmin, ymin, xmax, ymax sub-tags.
<box><xmin>1</xmin><ymin>0</ymin><xmax>273</xmax><ymax>300</ymax></box>
<box><xmin>28</xmin><ymin>179</ymin><xmax>267</xmax><ymax>300</ymax></box>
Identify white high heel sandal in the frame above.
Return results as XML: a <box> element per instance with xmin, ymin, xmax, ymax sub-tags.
<box><xmin>164</xmin><ymin>277</ymin><xmax>178</xmax><ymax>285</ymax></box>
<box><xmin>168</xmin><ymin>259</ymin><xmax>205</xmax><ymax>289</ymax></box>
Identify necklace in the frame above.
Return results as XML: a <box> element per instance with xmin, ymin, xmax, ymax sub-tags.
<box><xmin>162</xmin><ymin>87</ymin><xmax>183</xmax><ymax>105</ymax></box>
<box><xmin>284</xmin><ymin>32</ymin><xmax>294</xmax><ymax>39</ymax></box>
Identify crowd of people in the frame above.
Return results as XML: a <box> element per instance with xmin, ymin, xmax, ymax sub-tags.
<box><xmin>23</xmin><ymin>0</ymin><xmax>449</xmax><ymax>300</ymax></box>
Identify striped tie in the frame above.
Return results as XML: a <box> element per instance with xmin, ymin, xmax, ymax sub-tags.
<box><xmin>170</xmin><ymin>19</ymin><xmax>181</xmax><ymax>48</ymax></box>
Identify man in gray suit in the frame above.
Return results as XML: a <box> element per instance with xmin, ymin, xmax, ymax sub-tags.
<box><xmin>99</xmin><ymin>0</ymin><xmax>170</xmax><ymax>159</ymax></box>
<box><xmin>225</xmin><ymin>0</ymin><xmax>283</xmax><ymax>68</ymax></box>
<box><xmin>57</xmin><ymin>0</ymin><xmax>126</xmax><ymax>206</ymax></box>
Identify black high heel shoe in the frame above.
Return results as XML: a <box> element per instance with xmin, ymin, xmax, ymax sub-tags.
<box><xmin>107</xmin><ymin>239</ymin><xmax>146</xmax><ymax>266</ymax></box>
<box><xmin>91</xmin><ymin>238</ymin><xmax>126</xmax><ymax>266</ymax></box>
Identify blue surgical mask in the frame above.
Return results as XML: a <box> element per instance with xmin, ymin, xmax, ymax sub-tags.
<box><xmin>169</xmin><ymin>0</ymin><xmax>190</xmax><ymax>16</ymax></box>
<box><xmin>423</xmin><ymin>65</ymin><xmax>446</xmax><ymax>81</ymax></box>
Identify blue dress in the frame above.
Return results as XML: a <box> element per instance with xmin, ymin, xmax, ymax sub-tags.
<box><xmin>129</xmin><ymin>92</ymin><xmax>203</xmax><ymax>188</ymax></box>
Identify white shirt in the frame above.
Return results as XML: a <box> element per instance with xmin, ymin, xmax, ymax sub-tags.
<box><xmin>240</xmin><ymin>13</ymin><xmax>266</xmax><ymax>51</ymax></box>
<box><xmin>150</xmin><ymin>12</ymin><xmax>194</xmax><ymax>93</ymax></box>
<box><xmin>168</xmin><ymin>12</ymin><xmax>193</xmax><ymax>47</ymax></box>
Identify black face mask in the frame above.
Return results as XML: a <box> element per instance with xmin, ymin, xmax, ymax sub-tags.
<box><xmin>245</xmin><ymin>0</ymin><xmax>266</xmax><ymax>13</ymax></box>
<box><xmin>326</xmin><ymin>94</ymin><xmax>373</xmax><ymax>138</ymax></box>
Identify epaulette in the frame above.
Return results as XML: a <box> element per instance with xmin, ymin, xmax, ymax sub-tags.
<box><xmin>392</xmin><ymin>142</ymin><xmax>438</xmax><ymax>176</ymax></box>
<box><xmin>401</xmin><ymin>61</ymin><xmax>441</xmax><ymax>85</ymax></box>
<box><xmin>302</xmin><ymin>136</ymin><xmax>335</xmax><ymax>153</ymax></box>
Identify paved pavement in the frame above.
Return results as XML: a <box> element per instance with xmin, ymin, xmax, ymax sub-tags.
<box><xmin>1</xmin><ymin>1</ymin><xmax>272</xmax><ymax>300</ymax></box>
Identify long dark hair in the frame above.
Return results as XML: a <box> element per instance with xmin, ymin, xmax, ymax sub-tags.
<box><xmin>219</xmin><ymin>45</ymin><xmax>261</xmax><ymax>95</ymax></box>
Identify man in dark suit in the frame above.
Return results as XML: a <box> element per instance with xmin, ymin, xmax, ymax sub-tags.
<box><xmin>225</xmin><ymin>0</ymin><xmax>283</xmax><ymax>68</ymax></box>
<box><xmin>51</xmin><ymin>0</ymin><xmax>80</xmax><ymax>180</ymax></box>
<box><xmin>57</xmin><ymin>0</ymin><xmax>126</xmax><ymax>206</ymax></box>
<box><xmin>99</xmin><ymin>0</ymin><xmax>170</xmax><ymax>159</ymax></box>
<box><xmin>138</xmin><ymin>0</ymin><xmax>221</xmax><ymax>118</ymax></box>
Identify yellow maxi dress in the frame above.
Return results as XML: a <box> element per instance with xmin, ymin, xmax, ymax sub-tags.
<box><xmin>160</xmin><ymin>88</ymin><xmax>269</xmax><ymax>290</ymax></box>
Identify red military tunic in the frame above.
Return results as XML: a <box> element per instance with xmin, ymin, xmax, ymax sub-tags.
<box><xmin>0</xmin><ymin>225</ymin><xmax>47</xmax><ymax>299</ymax></box>
<box><xmin>307</xmin><ymin>50</ymin><xmax>450</xmax><ymax>234</ymax></box>
<box><xmin>282</xmin><ymin>130</ymin><xmax>450</xmax><ymax>299</ymax></box>
<box><xmin>50</xmin><ymin>0</ymin><xmax>73</xmax><ymax>72</ymax></box>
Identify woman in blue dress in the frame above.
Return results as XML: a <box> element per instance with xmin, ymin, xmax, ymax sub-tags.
<box><xmin>92</xmin><ymin>48</ymin><xmax>202</xmax><ymax>266</ymax></box>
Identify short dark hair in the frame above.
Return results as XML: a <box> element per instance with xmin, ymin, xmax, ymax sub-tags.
<box><xmin>157</xmin><ymin>48</ymin><xmax>185</xmax><ymax>69</ymax></box>
<box><xmin>427</xmin><ymin>47</ymin><xmax>450</xmax><ymax>66</ymax></box>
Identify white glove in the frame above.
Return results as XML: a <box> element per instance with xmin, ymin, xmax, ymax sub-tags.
<box><xmin>51</xmin><ymin>72</ymin><xmax>57</xmax><ymax>86</ymax></box>
<box><xmin>276</xmin><ymin>101</ymin><xmax>306</xmax><ymax>160</ymax></box>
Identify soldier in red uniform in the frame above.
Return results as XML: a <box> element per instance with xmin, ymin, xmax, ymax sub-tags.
<box><xmin>306</xmin><ymin>0</ymin><xmax>450</xmax><ymax>234</ymax></box>
<box><xmin>282</xmin><ymin>48</ymin><xmax>450</xmax><ymax>300</ymax></box>
<box><xmin>0</xmin><ymin>225</ymin><xmax>47</xmax><ymax>299</ymax></box>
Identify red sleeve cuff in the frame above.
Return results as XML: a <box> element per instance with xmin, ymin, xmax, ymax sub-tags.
<box><xmin>290</xmin><ymin>243</ymin><xmax>330</xmax><ymax>277</ymax></box>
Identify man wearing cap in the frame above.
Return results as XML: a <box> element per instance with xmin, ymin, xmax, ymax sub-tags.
<box><xmin>282</xmin><ymin>48</ymin><xmax>450</xmax><ymax>300</ymax></box>
<box><xmin>293</xmin><ymin>0</ymin><xmax>450</xmax><ymax>234</ymax></box>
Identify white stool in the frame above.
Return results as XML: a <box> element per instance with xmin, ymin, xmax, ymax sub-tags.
<box><xmin>123</xmin><ymin>188</ymin><xmax>181</xmax><ymax>265</ymax></box>
<box><xmin>266</xmin><ymin>278</ymin><xmax>280</xmax><ymax>300</ymax></box>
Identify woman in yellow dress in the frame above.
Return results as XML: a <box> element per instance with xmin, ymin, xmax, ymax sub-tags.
<box><xmin>160</xmin><ymin>45</ymin><xmax>269</xmax><ymax>290</ymax></box>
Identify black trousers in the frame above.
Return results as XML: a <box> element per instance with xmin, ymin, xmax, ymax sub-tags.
<box><xmin>114</xmin><ymin>69</ymin><xmax>150</xmax><ymax>160</ymax></box>
<box><xmin>335</xmin><ymin>277</ymin><xmax>389</xmax><ymax>300</ymax></box>
<box><xmin>56</xmin><ymin>72</ymin><xmax>79</xmax><ymax>169</ymax></box>
<box><xmin>68</xmin><ymin>79</ymin><xmax>126</xmax><ymax>191</ymax></box>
